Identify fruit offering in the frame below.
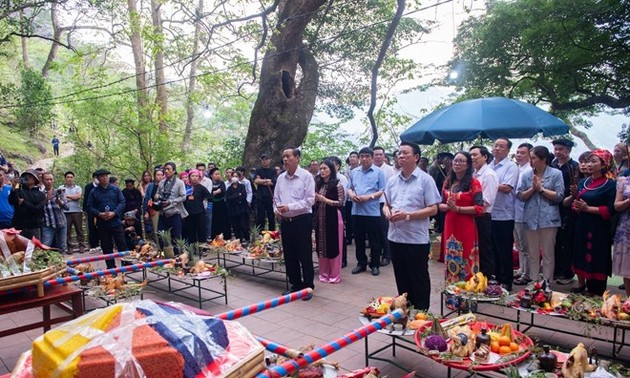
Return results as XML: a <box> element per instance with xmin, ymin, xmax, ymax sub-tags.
<box><xmin>360</xmin><ymin>296</ymin><xmax>395</xmax><ymax>318</ymax></box>
<box><xmin>465</xmin><ymin>272</ymin><xmax>488</xmax><ymax>293</ymax></box>
<box><xmin>483</xmin><ymin>276</ymin><xmax>503</xmax><ymax>297</ymax></box>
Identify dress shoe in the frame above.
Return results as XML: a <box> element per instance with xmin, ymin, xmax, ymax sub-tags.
<box><xmin>555</xmin><ymin>276</ymin><xmax>574</xmax><ymax>285</ymax></box>
<box><xmin>513</xmin><ymin>277</ymin><xmax>531</xmax><ymax>286</ymax></box>
<box><xmin>341</xmin><ymin>261</ymin><xmax>347</xmax><ymax>268</ymax></box>
<box><xmin>569</xmin><ymin>285</ymin><xmax>586</xmax><ymax>294</ymax></box>
<box><xmin>282</xmin><ymin>290</ymin><xmax>293</xmax><ymax>295</ymax></box>
<box><xmin>500</xmin><ymin>283</ymin><xmax>512</xmax><ymax>292</ymax></box>
<box><xmin>371</xmin><ymin>267</ymin><xmax>380</xmax><ymax>276</ymax></box>
<box><xmin>351</xmin><ymin>266</ymin><xmax>366</xmax><ymax>274</ymax></box>
<box><xmin>302</xmin><ymin>294</ymin><xmax>313</xmax><ymax>301</ymax></box>
<box><xmin>380</xmin><ymin>257</ymin><xmax>391</xmax><ymax>267</ymax></box>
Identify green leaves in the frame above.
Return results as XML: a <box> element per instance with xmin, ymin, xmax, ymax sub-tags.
<box><xmin>449</xmin><ymin>0</ymin><xmax>629</xmax><ymax>113</ymax></box>
<box><xmin>14</xmin><ymin>68</ymin><xmax>54</xmax><ymax>135</ymax></box>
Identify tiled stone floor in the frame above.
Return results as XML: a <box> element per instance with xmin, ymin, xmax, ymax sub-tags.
<box><xmin>1</xmin><ymin>245</ymin><xmax>628</xmax><ymax>377</ymax></box>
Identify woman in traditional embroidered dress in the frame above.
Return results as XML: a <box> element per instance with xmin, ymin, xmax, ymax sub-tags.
<box><xmin>209</xmin><ymin>168</ymin><xmax>230</xmax><ymax>239</ymax></box>
<box><xmin>313</xmin><ymin>159</ymin><xmax>345</xmax><ymax>283</ymax></box>
<box><xmin>568</xmin><ymin>149</ymin><xmax>616</xmax><ymax>295</ymax></box>
<box><xmin>439</xmin><ymin>152</ymin><xmax>484</xmax><ymax>283</ymax></box>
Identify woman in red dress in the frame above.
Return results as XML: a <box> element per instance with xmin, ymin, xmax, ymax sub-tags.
<box><xmin>439</xmin><ymin>152</ymin><xmax>485</xmax><ymax>283</ymax></box>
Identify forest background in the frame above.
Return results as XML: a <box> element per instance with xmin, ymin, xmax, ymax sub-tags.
<box><xmin>0</xmin><ymin>0</ymin><xmax>627</xmax><ymax>182</ymax></box>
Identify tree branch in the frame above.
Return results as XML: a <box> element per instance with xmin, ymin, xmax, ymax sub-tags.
<box><xmin>367</xmin><ymin>0</ymin><xmax>405</xmax><ymax>148</ymax></box>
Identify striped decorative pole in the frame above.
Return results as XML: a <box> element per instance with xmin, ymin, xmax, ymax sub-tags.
<box><xmin>44</xmin><ymin>259</ymin><xmax>171</xmax><ymax>286</ymax></box>
<box><xmin>216</xmin><ymin>288</ymin><xmax>312</xmax><ymax>320</ymax></box>
<box><xmin>255</xmin><ymin>309</ymin><xmax>404</xmax><ymax>378</ymax></box>
<box><xmin>257</xmin><ymin>337</ymin><xmax>301</xmax><ymax>359</ymax></box>
<box><xmin>65</xmin><ymin>251</ymin><xmax>131</xmax><ymax>265</ymax></box>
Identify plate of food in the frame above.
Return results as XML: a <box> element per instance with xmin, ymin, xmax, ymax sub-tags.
<box><xmin>446</xmin><ymin>273</ymin><xmax>508</xmax><ymax>302</ymax></box>
<box><xmin>414</xmin><ymin>318</ymin><xmax>533</xmax><ymax>372</ymax></box>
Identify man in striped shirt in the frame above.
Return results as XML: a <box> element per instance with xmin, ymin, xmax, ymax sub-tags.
<box><xmin>42</xmin><ymin>172</ymin><xmax>69</xmax><ymax>254</ymax></box>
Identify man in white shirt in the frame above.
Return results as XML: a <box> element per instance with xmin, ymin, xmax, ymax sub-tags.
<box><xmin>513</xmin><ymin>143</ymin><xmax>533</xmax><ymax>285</ymax></box>
<box><xmin>470</xmin><ymin>145</ymin><xmax>498</xmax><ymax>278</ymax></box>
<box><xmin>373</xmin><ymin>146</ymin><xmax>397</xmax><ymax>267</ymax></box>
<box><xmin>274</xmin><ymin>147</ymin><xmax>316</xmax><ymax>297</ymax></box>
<box><xmin>489</xmin><ymin>138</ymin><xmax>520</xmax><ymax>291</ymax></box>
<box><xmin>60</xmin><ymin>171</ymin><xmax>86</xmax><ymax>253</ymax></box>
<box><xmin>197</xmin><ymin>162</ymin><xmax>214</xmax><ymax>241</ymax></box>
<box><xmin>343</xmin><ymin>151</ymin><xmax>359</xmax><ymax>247</ymax></box>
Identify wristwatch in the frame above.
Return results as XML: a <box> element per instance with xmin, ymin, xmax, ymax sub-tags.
<box><xmin>405</xmin><ymin>213</ymin><xmax>410</xmax><ymax>221</ymax></box>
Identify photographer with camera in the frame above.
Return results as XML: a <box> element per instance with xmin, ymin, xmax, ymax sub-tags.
<box><xmin>155</xmin><ymin>162</ymin><xmax>188</xmax><ymax>253</ymax></box>
<box><xmin>8</xmin><ymin>169</ymin><xmax>46</xmax><ymax>239</ymax></box>
<box><xmin>86</xmin><ymin>169</ymin><xmax>126</xmax><ymax>268</ymax></box>
<box><xmin>41</xmin><ymin>172</ymin><xmax>69</xmax><ymax>254</ymax></box>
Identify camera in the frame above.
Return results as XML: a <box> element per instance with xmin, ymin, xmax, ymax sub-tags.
<box><xmin>56</xmin><ymin>188</ymin><xmax>65</xmax><ymax>195</ymax></box>
<box><xmin>19</xmin><ymin>176</ymin><xmax>28</xmax><ymax>185</ymax></box>
<box><xmin>151</xmin><ymin>191</ymin><xmax>171</xmax><ymax>211</ymax></box>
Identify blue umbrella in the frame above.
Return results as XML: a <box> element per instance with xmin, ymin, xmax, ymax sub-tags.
<box><xmin>400</xmin><ymin>97</ymin><xmax>569</xmax><ymax>145</ymax></box>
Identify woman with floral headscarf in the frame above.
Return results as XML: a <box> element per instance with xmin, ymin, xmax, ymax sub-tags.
<box><xmin>569</xmin><ymin>149</ymin><xmax>616</xmax><ymax>295</ymax></box>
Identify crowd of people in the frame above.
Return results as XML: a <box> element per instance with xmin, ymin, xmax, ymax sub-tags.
<box><xmin>0</xmin><ymin>138</ymin><xmax>629</xmax><ymax>307</ymax></box>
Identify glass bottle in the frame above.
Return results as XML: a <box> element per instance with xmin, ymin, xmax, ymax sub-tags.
<box><xmin>538</xmin><ymin>345</ymin><xmax>557</xmax><ymax>372</ymax></box>
<box><xmin>520</xmin><ymin>289</ymin><xmax>532</xmax><ymax>309</ymax></box>
<box><xmin>475</xmin><ymin>327</ymin><xmax>491</xmax><ymax>349</ymax></box>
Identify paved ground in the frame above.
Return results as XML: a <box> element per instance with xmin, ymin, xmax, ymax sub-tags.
<box><xmin>1</xmin><ymin>245</ymin><xmax>628</xmax><ymax>377</ymax></box>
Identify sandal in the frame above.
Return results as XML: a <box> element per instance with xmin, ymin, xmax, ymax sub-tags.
<box><xmin>569</xmin><ymin>285</ymin><xmax>586</xmax><ymax>294</ymax></box>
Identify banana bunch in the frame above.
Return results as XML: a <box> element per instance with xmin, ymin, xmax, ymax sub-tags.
<box><xmin>464</xmin><ymin>272</ymin><xmax>488</xmax><ymax>293</ymax></box>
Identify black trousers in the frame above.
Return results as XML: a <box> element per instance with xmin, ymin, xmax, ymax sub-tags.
<box><xmin>98</xmin><ymin>225</ymin><xmax>126</xmax><ymax>269</ymax></box>
<box><xmin>390</xmin><ymin>241</ymin><xmax>431</xmax><ymax>310</ymax></box>
<box><xmin>228</xmin><ymin>214</ymin><xmax>250</xmax><ymax>242</ymax></box>
<box><xmin>256</xmin><ymin>196</ymin><xmax>276</xmax><ymax>231</ymax></box>
<box><xmin>344</xmin><ymin>201</ymin><xmax>354</xmax><ymax>244</ymax></box>
<box><xmin>185</xmin><ymin>212</ymin><xmax>206</xmax><ymax>244</ymax></box>
<box><xmin>554</xmin><ymin>210</ymin><xmax>575</xmax><ymax>278</ymax></box>
<box><xmin>340</xmin><ymin>203</ymin><xmax>348</xmax><ymax>265</ymax></box>
<box><xmin>492</xmin><ymin>220</ymin><xmax>515</xmax><ymax>287</ymax></box>
<box><xmin>280</xmin><ymin>215</ymin><xmax>314</xmax><ymax>291</ymax></box>
<box><xmin>475</xmin><ymin>214</ymin><xmax>495</xmax><ymax>277</ymax></box>
<box><xmin>353</xmin><ymin>215</ymin><xmax>382</xmax><ymax>268</ymax></box>
<box><xmin>379</xmin><ymin>204</ymin><xmax>391</xmax><ymax>259</ymax></box>
<box><xmin>87</xmin><ymin>213</ymin><xmax>99</xmax><ymax>248</ymax></box>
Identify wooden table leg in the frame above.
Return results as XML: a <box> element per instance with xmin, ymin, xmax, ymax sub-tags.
<box><xmin>72</xmin><ymin>292</ymin><xmax>84</xmax><ymax>318</ymax></box>
<box><xmin>43</xmin><ymin>304</ymin><xmax>51</xmax><ymax>332</ymax></box>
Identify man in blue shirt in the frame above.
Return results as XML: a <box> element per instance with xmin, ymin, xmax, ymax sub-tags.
<box><xmin>51</xmin><ymin>136</ymin><xmax>60</xmax><ymax>157</ymax></box>
<box><xmin>347</xmin><ymin>147</ymin><xmax>386</xmax><ymax>276</ymax></box>
<box><xmin>0</xmin><ymin>170</ymin><xmax>13</xmax><ymax>229</ymax></box>
<box><xmin>86</xmin><ymin>169</ymin><xmax>126</xmax><ymax>268</ymax></box>
<box><xmin>383</xmin><ymin>142</ymin><xmax>441</xmax><ymax>310</ymax></box>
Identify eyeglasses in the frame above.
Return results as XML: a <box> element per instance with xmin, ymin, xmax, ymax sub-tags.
<box><xmin>453</xmin><ymin>160</ymin><xmax>467</xmax><ymax>165</ymax></box>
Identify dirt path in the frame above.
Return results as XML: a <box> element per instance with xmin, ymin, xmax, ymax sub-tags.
<box><xmin>28</xmin><ymin>142</ymin><xmax>74</xmax><ymax>170</ymax></box>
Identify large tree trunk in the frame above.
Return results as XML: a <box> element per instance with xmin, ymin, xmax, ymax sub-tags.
<box><xmin>20</xmin><ymin>10</ymin><xmax>29</xmax><ymax>68</ymax></box>
<box><xmin>181</xmin><ymin>0</ymin><xmax>202</xmax><ymax>151</ymax></box>
<box><xmin>242</xmin><ymin>0</ymin><xmax>326</xmax><ymax>168</ymax></box>
<box><xmin>41</xmin><ymin>2</ymin><xmax>60</xmax><ymax>77</ymax></box>
<box><xmin>151</xmin><ymin>0</ymin><xmax>168</xmax><ymax>132</ymax></box>
<box><xmin>127</xmin><ymin>0</ymin><xmax>149</xmax><ymax>122</ymax></box>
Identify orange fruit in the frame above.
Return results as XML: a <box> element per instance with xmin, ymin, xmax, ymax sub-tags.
<box><xmin>499</xmin><ymin>345</ymin><xmax>512</xmax><ymax>355</ymax></box>
<box><xmin>490</xmin><ymin>341</ymin><xmax>500</xmax><ymax>353</ymax></box>
<box><xmin>415</xmin><ymin>312</ymin><xmax>428</xmax><ymax>320</ymax></box>
<box><xmin>510</xmin><ymin>342</ymin><xmax>519</xmax><ymax>351</ymax></box>
<box><xmin>498</xmin><ymin>335</ymin><xmax>511</xmax><ymax>347</ymax></box>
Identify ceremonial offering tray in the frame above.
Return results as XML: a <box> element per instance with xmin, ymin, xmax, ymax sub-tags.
<box><xmin>414</xmin><ymin>320</ymin><xmax>534</xmax><ymax>372</ymax></box>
